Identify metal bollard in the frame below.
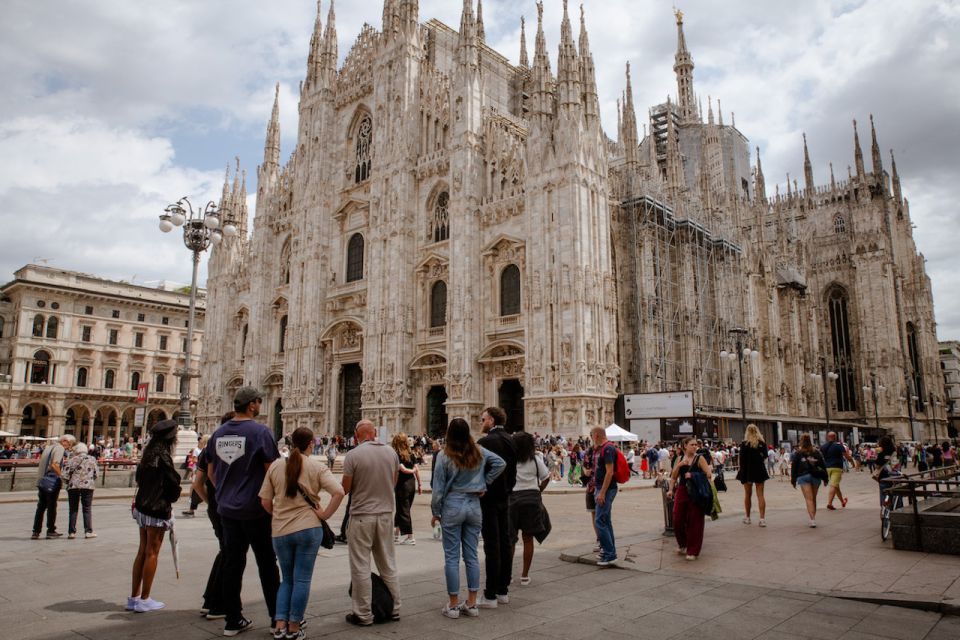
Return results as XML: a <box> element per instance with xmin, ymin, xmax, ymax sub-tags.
<box><xmin>660</xmin><ymin>481</ymin><xmax>674</xmax><ymax>536</ymax></box>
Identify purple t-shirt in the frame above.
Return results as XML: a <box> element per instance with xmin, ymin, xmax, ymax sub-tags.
<box><xmin>206</xmin><ymin>419</ymin><xmax>279</xmax><ymax>519</ymax></box>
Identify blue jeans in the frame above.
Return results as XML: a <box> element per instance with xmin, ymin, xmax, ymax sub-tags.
<box><xmin>272</xmin><ymin>526</ymin><xmax>323</xmax><ymax>623</ymax></box>
<box><xmin>441</xmin><ymin>492</ymin><xmax>482</xmax><ymax>596</ymax></box>
<box><xmin>594</xmin><ymin>484</ymin><xmax>618</xmax><ymax>560</ymax></box>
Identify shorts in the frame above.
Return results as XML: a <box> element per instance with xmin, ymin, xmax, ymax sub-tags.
<box><xmin>795</xmin><ymin>473</ymin><xmax>818</xmax><ymax>487</ymax></box>
<box><xmin>585</xmin><ymin>490</ymin><xmax>596</xmax><ymax>512</ymax></box>
<box><xmin>827</xmin><ymin>468</ymin><xmax>843</xmax><ymax>487</ymax></box>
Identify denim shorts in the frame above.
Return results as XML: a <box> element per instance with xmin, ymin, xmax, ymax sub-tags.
<box><xmin>795</xmin><ymin>473</ymin><xmax>818</xmax><ymax>487</ymax></box>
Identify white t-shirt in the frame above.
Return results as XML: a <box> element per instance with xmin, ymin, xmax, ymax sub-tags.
<box><xmin>514</xmin><ymin>457</ymin><xmax>549</xmax><ymax>491</ymax></box>
<box><xmin>658</xmin><ymin>448</ymin><xmax>669</xmax><ymax>462</ymax></box>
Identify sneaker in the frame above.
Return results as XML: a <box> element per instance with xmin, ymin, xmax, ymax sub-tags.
<box><xmin>126</xmin><ymin>596</ymin><xmax>140</xmax><ymax>611</ymax></box>
<box><xmin>85</xmin><ymin>532</ymin><xmax>98</xmax><ymax>538</ymax></box>
<box><xmin>496</xmin><ymin>594</ymin><xmax>509</xmax><ymax>604</ymax></box>
<box><xmin>441</xmin><ymin>604</ymin><xmax>460</xmax><ymax>619</ymax></box>
<box><xmin>592</xmin><ymin>542</ymin><xmax>601</xmax><ymax>552</ymax></box>
<box><xmin>223</xmin><ymin>617</ymin><xmax>253</xmax><ymax>636</ymax></box>
<box><xmin>742</xmin><ymin>517</ymin><xmax>751</xmax><ymax>525</ymax></box>
<box><xmin>181</xmin><ymin>510</ymin><xmax>196</xmax><ymax>517</ymax></box>
<box><xmin>685</xmin><ymin>555</ymin><xmax>697</xmax><ymax>561</ymax></box>
<box><xmin>401</xmin><ymin>537</ymin><xmax>416</xmax><ymax>545</ymax></box>
<box><xmin>68</xmin><ymin>533</ymin><xmax>77</xmax><ymax>539</ymax></box>
<box><xmin>31</xmin><ymin>533</ymin><xmax>40</xmax><ymax>540</ymax></box>
<box><xmin>283</xmin><ymin>631</ymin><xmax>304</xmax><ymax>640</ymax></box>
<box><xmin>272</xmin><ymin>627</ymin><xmax>286</xmax><ymax>640</ymax></box>
<box><xmin>676</xmin><ymin>547</ymin><xmax>687</xmax><ymax>555</ymax></box>
<box><xmin>826</xmin><ymin>504</ymin><xmax>836</xmax><ymax>511</ymax></box>
<box><xmin>206</xmin><ymin>612</ymin><xmax>226</xmax><ymax>620</ymax></box>
<box><xmin>134</xmin><ymin>597</ymin><xmax>166</xmax><ymax>613</ymax></box>
<box><xmin>597</xmin><ymin>557</ymin><xmax>618</xmax><ymax>567</ymax></box>
<box><xmin>344</xmin><ymin>613</ymin><xmax>372</xmax><ymax>627</ymax></box>
<box><xmin>519</xmin><ymin>577</ymin><xmax>531</xmax><ymax>586</ymax></box>
<box><xmin>758</xmin><ymin>519</ymin><xmax>767</xmax><ymax>528</ymax></box>
<box><xmin>476</xmin><ymin>596</ymin><xmax>498</xmax><ymax>609</ymax></box>
<box><xmin>46</xmin><ymin>531</ymin><xmax>63</xmax><ymax>539</ymax></box>
<box><xmin>809</xmin><ymin>520</ymin><xmax>817</xmax><ymax>528</ymax></box>
<box><xmin>458</xmin><ymin>602</ymin><xmax>480</xmax><ymax>617</ymax></box>
<box><xmin>200</xmin><ymin>607</ymin><xmax>210</xmax><ymax>616</ymax></box>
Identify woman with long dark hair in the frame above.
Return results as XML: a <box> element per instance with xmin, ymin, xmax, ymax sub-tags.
<box><xmin>260</xmin><ymin>427</ymin><xmax>344</xmax><ymax>640</ymax></box>
<box><xmin>791</xmin><ymin>434</ymin><xmax>828</xmax><ymax>527</ymax></box>
<box><xmin>430</xmin><ymin>418</ymin><xmax>505</xmax><ymax>618</ymax></box>
<box><xmin>391</xmin><ymin>433</ymin><xmax>421</xmax><ymax>545</ymax></box>
<box><xmin>736</xmin><ymin>424</ymin><xmax>770</xmax><ymax>527</ymax></box>
<box><xmin>508</xmin><ymin>431</ymin><xmax>550</xmax><ymax>585</ymax></box>
<box><xmin>873</xmin><ymin>434</ymin><xmax>902</xmax><ymax>507</ymax></box>
<box><xmin>129</xmin><ymin>420</ymin><xmax>182</xmax><ymax>613</ymax></box>
<box><xmin>666</xmin><ymin>436</ymin><xmax>712</xmax><ymax>560</ymax></box>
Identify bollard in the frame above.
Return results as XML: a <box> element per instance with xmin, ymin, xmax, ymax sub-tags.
<box><xmin>660</xmin><ymin>481</ymin><xmax>674</xmax><ymax>536</ymax></box>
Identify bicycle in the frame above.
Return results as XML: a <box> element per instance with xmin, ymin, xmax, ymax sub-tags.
<box><xmin>879</xmin><ymin>473</ymin><xmax>903</xmax><ymax>541</ymax></box>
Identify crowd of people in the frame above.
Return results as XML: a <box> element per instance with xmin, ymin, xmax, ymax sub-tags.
<box><xmin>19</xmin><ymin>402</ymin><xmax>960</xmax><ymax>637</ymax></box>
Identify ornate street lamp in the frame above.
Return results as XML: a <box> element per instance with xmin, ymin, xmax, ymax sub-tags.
<box><xmin>158</xmin><ymin>197</ymin><xmax>238</xmax><ymax>427</ymax></box>
<box><xmin>809</xmin><ymin>357</ymin><xmax>839</xmax><ymax>429</ymax></box>
<box><xmin>862</xmin><ymin>372</ymin><xmax>885</xmax><ymax>430</ymax></box>
<box><xmin>720</xmin><ymin>327</ymin><xmax>760</xmax><ymax>427</ymax></box>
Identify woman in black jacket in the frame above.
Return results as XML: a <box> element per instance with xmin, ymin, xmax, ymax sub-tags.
<box><xmin>791</xmin><ymin>433</ymin><xmax>828</xmax><ymax>528</ymax></box>
<box><xmin>128</xmin><ymin>420</ymin><xmax>182</xmax><ymax>613</ymax></box>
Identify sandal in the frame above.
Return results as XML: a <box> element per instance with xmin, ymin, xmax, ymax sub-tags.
<box><xmin>520</xmin><ymin>576</ymin><xmax>531</xmax><ymax>586</ymax></box>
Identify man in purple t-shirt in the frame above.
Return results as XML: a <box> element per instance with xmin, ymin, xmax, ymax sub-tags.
<box><xmin>206</xmin><ymin>386</ymin><xmax>280</xmax><ymax>636</ymax></box>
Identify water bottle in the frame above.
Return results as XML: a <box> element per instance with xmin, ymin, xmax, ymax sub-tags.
<box><xmin>432</xmin><ymin>523</ymin><xmax>442</xmax><ymax>540</ymax></box>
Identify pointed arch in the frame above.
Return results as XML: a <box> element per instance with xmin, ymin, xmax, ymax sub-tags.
<box><xmin>346</xmin><ymin>233</ymin><xmax>365</xmax><ymax>282</ymax></box>
<box><xmin>348</xmin><ymin>107</ymin><xmax>373</xmax><ymax>184</ymax></box>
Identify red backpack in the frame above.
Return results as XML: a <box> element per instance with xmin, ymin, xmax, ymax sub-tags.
<box><xmin>602</xmin><ymin>443</ymin><xmax>631</xmax><ymax>484</ymax></box>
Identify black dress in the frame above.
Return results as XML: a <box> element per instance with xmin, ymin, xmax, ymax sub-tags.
<box><xmin>393</xmin><ymin>458</ymin><xmax>416</xmax><ymax>536</ymax></box>
<box><xmin>735</xmin><ymin>441</ymin><xmax>770</xmax><ymax>484</ymax></box>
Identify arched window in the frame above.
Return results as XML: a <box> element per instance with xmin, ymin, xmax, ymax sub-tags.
<box><xmin>156</xmin><ymin>373</ymin><xmax>165</xmax><ymax>393</ymax></box>
<box><xmin>431</xmin><ymin>191</ymin><xmax>450</xmax><ymax>242</ymax></box>
<box><xmin>500</xmin><ymin>264</ymin><xmax>521</xmax><ymax>316</ymax></box>
<box><xmin>130</xmin><ymin>371</ymin><xmax>141</xmax><ymax>391</ymax></box>
<box><xmin>104</xmin><ymin>369</ymin><xmax>115</xmax><ymax>390</ymax></box>
<box><xmin>907</xmin><ymin>322</ymin><xmax>925</xmax><ymax>412</ymax></box>
<box><xmin>834</xmin><ymin>215</ymin><xmax>846</xmax><ymax>234</ymax></box>
<box><xmin>279</xmin><ymin>315</ymin><xmax>288</xmax><ymax>353</ymax></box>
<box><xmin>30</xmin><ymin>351</ymin><xmax>50</xmax><ymax>384</ymax></box>
<box><xmin>430</xmin><ymin>280</ymin><xmax>447</xmax><ymax>328</ymax></box>
<box><xmin>827</xmin><ymin>287</ymin><xmax>857</xmax><ymax>412</ymax></box>
<box><xmin>354</xmin><ymin>115</ymin><xmax>372</xmax><ymax>183</ymax></box>
<box><xmin>76</xmin><ymin>367</ymin><xmax>88</xmax><ymax>388</ymax></box>
<box><xmin>32</xmin><ymin>315</ymin><xmax>44</xmax><ymax>337</ymax></box>
<box><xmin>346</xmin><ymin>233</ymin><xmax>364</xmax><ymax>282</ymax></box>
<box><xmin>45</xmin><ymin>316</ymin><xmax>58</xmax><ymax>339</ymax></box>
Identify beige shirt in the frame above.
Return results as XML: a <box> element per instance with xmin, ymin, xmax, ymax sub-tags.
<box><xmin>341</xmin><ymin>441</ymin><xmax>399</xmax><ymax>515</ymax></box>
<box><xmin>259</xmin><ymin>456</ymin><xmax>341</xmax><ymax>538</ymax></box>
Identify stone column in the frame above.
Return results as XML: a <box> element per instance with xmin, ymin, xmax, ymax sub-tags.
<box><xmin>86</xmin><ymin>416</ymin><xmax>95</xmax><ymax>445</ymax></box>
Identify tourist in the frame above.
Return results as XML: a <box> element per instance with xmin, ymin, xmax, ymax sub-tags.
<box><xmin>873</xmin><ymin>435</ymin><xmax>902</xmax><ymax>506</ymax></box>
<box><xmin>667</xmin><ymin>436</ymin><xmax>712</xmax><ymax>560</ymax></box>
<box><xmin>341</xmin><ymin>420</ymin><xmax>402</xmax><ymax>626</ymax></box>
<box><xmin>182</xmin><ymin>434</ymin><xmax>210</xmax><ymax>518</ymax></box>
<box><xmin>477</xmin><ymin>406</ymin><xmax>518</xmax><ymax>606</ymax></box>
<box><xmin>32</xmin><ymin>434</ymin><xmax>73</xmax><ymax>540</ymax></box>
<box><xmin>943</xmin><ymin>442</ymin><xmax>956</xmax><ymax>467</ymax></box>
<box><xmin>206</xmin><ymin>386</ymin><xmax>281</xmax><ymax>637</ymax></box>
<box><xmin>391</xmin><ymin>433</ymin><xmax>421</xmax><ymax>545</ymax></box>
<box><xmin>260</xmin><ymin>427</ymin><xmax>344</xmax><ymax>640</ymax></box>
<box><xmin>129</xmin><ymin>420</ymin><xmax>182</xmax><ymax>613</ymax></box>
<box><xmin>431</xmin><ymin>418</ymin><xmax>506</xmax><ymax>618</ymax></box>
<box><xmin>590</xmin><ymin>425</ymin><xmax>619</xmax><ymax>566</ymax></box>
<box><xmin>63</xmin><ymin>442</ymin><xmax>98</xmax><ymax>538</ymax></box>
<box><xmin>735</xmin><ymin>424</ymin><xmax>769</xmax><ymax>527</ymax></box>
<box><xmin>325</xmin><ymin>440</ymin><xmax>338</xmax><ymax>469</ymax></box>
<box><xmin>582</xmin><ymin>442</ymin><xmax>600</xmax><ymax>548</ymax></box>
<box><xmin>821</xmin><ymin>432</ymin><xmax>854</xmax><ymax>510</ymax></box>
<box><xmin>508</xmin><ymin>431</ymin><xmax>550</xmax><ymax>586</ymax></box>
<box><xmin>791</xmin><ymin>434</ymin><xmax>827</xmax><ymax>527</ymax></box>
<box><xmin>778</xmin><ymin>447</ymin><xmax>791</xmax><ymax>481</ymax></box>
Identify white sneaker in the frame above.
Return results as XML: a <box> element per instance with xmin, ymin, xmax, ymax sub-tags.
<box><xmin>496</xmin><ymin>594</ymin><xmax>509</xmax><ymax>605</ymax></box>
<box><xmin>809</xmin><ymin>520</ymin><xmax>817</xmax><ymax>528</ymax></box>
<box><xmin>758</xmin><ymin>519</ymin><xmax>767</xmax><ymax>528</ymax></box>
<box><xmin>401</xmin><ymin>537</ymin><xmax>416</xmax><ymax>545</ymax></box>
<box><xmin>742</xmin><ymin>517</ymin><xmax>751</xmax><ymax>524</ymax></box>
<box><xmin>476</xmin><ymin>596</ymin><xmax>498</xmax><ymax>609</ymax></box>
<box><xmin>441</xmin><ymin>604</ymin><xmax>460</xmax><ymax>619</ymax></box>
<box><xmin>134</xmin><ymin>597</ymin><xmax>165</xmax><ymax>613</ymax></box>
<box><xmin>126</xmin><ymin>596</ymin><xmax>140</xmax><ymax>611</ymax></box>
<box><xmin>458</xmin><ymin>602</ymin><xmax>480</xmax><ymax>617</ymax></box>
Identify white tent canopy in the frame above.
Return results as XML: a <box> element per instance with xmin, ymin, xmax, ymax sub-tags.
<box><xmin>605</xmin><ymin>423</ymin><xmax>639</xmax><ymax>442</ymax></box>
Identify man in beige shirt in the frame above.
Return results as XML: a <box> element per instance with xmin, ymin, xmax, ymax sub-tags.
<box><xmin>342</xmin><ymin>420</ymin><xmax>401</xmax><ymax>626</ymax></box>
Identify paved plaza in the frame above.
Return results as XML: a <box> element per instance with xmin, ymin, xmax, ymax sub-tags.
<box><xmin>1</xmin><ymin>470</ymin><xmax>958</xmax><ymax>639</ymax></box>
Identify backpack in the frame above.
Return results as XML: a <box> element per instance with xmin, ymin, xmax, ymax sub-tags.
<box><xmin>602</xmin><ymin>443</ymin><xmax>631</xmax><ymax>484</ymax></box>
<box><xmin>348</xmin><ymin>572</ymin><xmax>394</xmax><ymax>623</ymax></box>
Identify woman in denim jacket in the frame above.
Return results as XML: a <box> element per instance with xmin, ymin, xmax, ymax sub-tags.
<box><xmin>430</xmin><ymin>418</ymin><xmax>505</xmax><ymax>619</ymax></box>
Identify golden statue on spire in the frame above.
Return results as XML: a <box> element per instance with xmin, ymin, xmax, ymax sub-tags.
<box><xmin>675</xmin><ymin>8</ymin><xmax>684</xmax><ymax>25</ymax></box>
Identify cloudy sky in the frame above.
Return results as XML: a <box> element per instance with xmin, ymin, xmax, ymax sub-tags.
<box><xmin>2</xmin><ymin>0</ymin><xmax>958</xmax><ymax>335</ymax></box>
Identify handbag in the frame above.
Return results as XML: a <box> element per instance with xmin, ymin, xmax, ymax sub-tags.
<box><xmin>297</xmin><ymin>485</ymin><xmax>336</xmax><ymax>549</ymax></box>
<box><xmin>38</xmin><ymin>470</ymin><xmax>61</xmax><ymax>493</ymax></box>
<box><xmin>684</xmin><ymin>455</ymin><xmax>713</xmax><ymax>514</ymax></box>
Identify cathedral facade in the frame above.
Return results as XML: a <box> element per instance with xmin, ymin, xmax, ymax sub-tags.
<box><xmin>199</xmin><ymin>1</ymin><xmax>944</xmax><ymax>443</ymax></box>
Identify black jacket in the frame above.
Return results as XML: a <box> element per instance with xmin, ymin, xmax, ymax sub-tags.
<box><xmin>477</xmin><ymin>427</ymin><xmax>517</xmax><ymax>502</ymax></box>
<box><xmin>134</xmin><ymin>450</ymin><xmax>183</xmax><ymax>519</ymax></box>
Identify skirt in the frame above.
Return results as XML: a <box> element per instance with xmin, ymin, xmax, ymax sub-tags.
<box><xmin>131</xmin><ymin>506</ymin><xmax>173</xmax><ymax>530</ymax></box>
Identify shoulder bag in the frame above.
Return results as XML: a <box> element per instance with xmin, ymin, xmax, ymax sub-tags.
<box><xmin>297</xmin><ymin>485</ymin><xmax>336</xmax><ymax>549</ymax></box>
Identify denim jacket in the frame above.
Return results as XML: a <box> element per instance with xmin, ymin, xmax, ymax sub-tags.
<box><xmin>431</xmin><ymin>446</ymin><xmax>505</xmax><ymax>517</ymax></box>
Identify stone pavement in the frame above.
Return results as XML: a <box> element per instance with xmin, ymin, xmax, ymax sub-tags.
<box><xmin>1</xmin><ymin>471</ymin><xmax>957</xmax><ymax>639</ymax></box>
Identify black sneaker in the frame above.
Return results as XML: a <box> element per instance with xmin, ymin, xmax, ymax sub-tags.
<box><xmin>46</xmin><ymin>532</ymin><xmax>63</xmax><ymax>539</ymax></box>
<box><xmin>223</xmin><ymin>617</ymin><xmax>252</xmax><ymax>637</ymax></box>
<box><xmin>31</xmin><ymin>533</ymin><xmax>40</xmax><ymax>540</ymax></box>
<box><xmin>206</xmin><ymin>611</ymin><xmax>226</xmax><ymax>620</ymax></box>
<box><xmin>344</xmin><ymin>613</ymin><xmax>372</xmax><ymax>627</ymax></box>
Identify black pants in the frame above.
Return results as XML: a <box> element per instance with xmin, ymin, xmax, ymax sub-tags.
<box><xmin>480</xmin><ymin>498</ymin><xmax>512</xmax><ymax>600</ymax></box>
<box><xmin>33</xmin><ymin>486</ymin><xmax>61</xmax><ymax>535</ymax></box>
<box><xmin>189</xmin><ymin>489</ymin><xmax>202</xmax><ymax>511</ymax></box>
<box><xmin>394</xmin><ymin>479</ymin><xmax>415</xmax><ymax>536</ymax></box>
<box><xmin>220</xmin><ymin>513</ymin><xmax>279</xmax><ymax>627</ymax></box>
<box><xmin>67</xmin><ymin>488</ymin><xmax>94</xmax><ymax>534</ymax></box>
<box><xmin>202</xmin><ymin>503</ymin><xmax>225</xmax><ymax>613</ymax></box>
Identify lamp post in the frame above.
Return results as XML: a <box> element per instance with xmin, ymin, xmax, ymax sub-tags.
<box><xmin>720</xmin><ymin>327</ymin><xmax>760</xmax><ymax>427</ymax></box>
<box><xmin>158</xmin><ymin>197</ymin><xmax>237</xmax><ymax>427</ymax></box>
<box><xmin>862</xmin><ymin>372</ymin><xmax>885</xmax><ymax>430</ymax></box>
<box><xmin>809</xmin><ymin>357</ymin><xmax>839</xmax><ymax>430</ymax></box>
